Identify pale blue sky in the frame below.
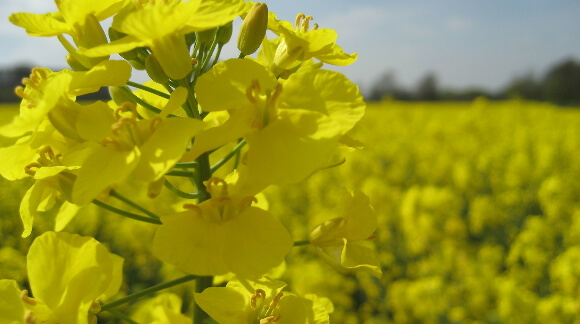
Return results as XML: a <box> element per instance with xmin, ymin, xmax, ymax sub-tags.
<box><xmin>1</xmin><ymin>0</ymin><xmax>579</xmax><ymax>92</ymax></box>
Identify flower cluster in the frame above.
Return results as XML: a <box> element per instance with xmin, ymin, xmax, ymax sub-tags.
<box><xmin>1</xmin><ymin>0</ymin><xmax>380</xmax><ymax>323</ymax></box>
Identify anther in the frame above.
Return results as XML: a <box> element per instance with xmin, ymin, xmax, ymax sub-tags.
<box><xmin>149</xmin><ymin>117</ymin><xmax>163</xmax><ymax>133</ymax></box>
<box><xmin>260</xmin><ymin>315</ymin><xmax>280</xmax><ymax>324</ymax></box>
<box><xmin>246</xmin><ymin>79</ymin><xmax>261</xmax><ymax>103</ymax></box>
<box><xmin>21</xmin><ymin>290</ymin><xmax>37</xmax><ymax>306</ymax></box>
<box><xmin>295</xmin><ymin>13</ymin><xmax>306</xmax><ymax>29</ymax></box>
<box><xmin>24</xmin><ymin>310</ymin><xmax>37</xmax><ymax>324</ymax></box>
<box><xmin>183</xmin><ymin>203</ymin><xmax>203</xmax><ymax>214</ymax></box>
<box><xmin>39</xmin><ymin>146</ymin><xmax>55</xmax><ymax>163</ymax></box>
<box><xmin>269</xmin><ymin>83</ymin><xmax>283</xmax><ymax>107</ymax></box>
<box><xmin>206</xmin><ymin>177</ymin><xmax>228</xmax><ymax>197</ymax></box>
<box><xmin>100</xmin><ymin>137</ymin><xmax>122</xmax><ymax>149</ymax></box>
<box><xmin>313</xmin><ymin>23</ymin><xmax>319</xmax><ymax>30</ymax></box>
<box><xmin>24</xmin><ymin>163</ymin><xmax>42</xmax><ymax>176</ymax></box>
<box><xmin>268</xmin><ymin>291</ymin><xmax>284</xmax><ymax>310</ymax></box>
<box><xmin>251</xmin><ymin>289</ymin><xmax>266</xmax><ymax>308</ymax></box>
<box><xmin>239</xmin><ymin>196</ymin><xmax>258</xmax><ymax>210</ymax></box>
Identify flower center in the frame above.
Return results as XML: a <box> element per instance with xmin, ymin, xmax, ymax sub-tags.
<box><xmin>245</xmin><ymin>79</ymin><xmax>283</xmax><ymax>129</ymax></box>
<box><xmin>15</xmin><ymin>68</ymin><xmax>50</xmax><ymax>109</ymax></box>
<box><xmin>294</xmin><ymin>13</ymin><xmax>319</xmax><ymax>32</ymax></box>
<box><xmin>250</xmin><ymin>289</ymin><xmax>284</xmax><ymax>323</ymax></box>
<box><xmin>103</xmin><ymin>103</ymin><xmax>160</xmax><ymax>150</ymax></box>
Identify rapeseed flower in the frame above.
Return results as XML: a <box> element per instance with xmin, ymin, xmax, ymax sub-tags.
<box><xmin>0</xmin><ymin>231</ymin><xmax>123</xmax><ymax>324</ymax></box>
<box><xmin>309</xmin><ymin>190</ymin><xmax>382</xmax><ymax>278</ymax></box>
<box><xmin>153</xmin><ymin>177</ymin><xmax>292</xmax><ymax>276</ymax></box>
<box><xmin>187</xmin><ymin>58</ymin><xmax>365</xmax><ymax>193</ymax></box>
<box><xmin>194</xmin><ymin>276</ymin><xmax>333</xmax><ymax>324</ymax></box>
<box><xmin>81</xmin><ymin>0</ymin><xmax>244</xmax><ymax>79</ymax></box>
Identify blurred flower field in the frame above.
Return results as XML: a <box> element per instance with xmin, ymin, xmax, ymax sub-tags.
<box><xmin>1</xmin><ymin>99</ymin><xmax>580</xmax><ymax>323</ymax></box>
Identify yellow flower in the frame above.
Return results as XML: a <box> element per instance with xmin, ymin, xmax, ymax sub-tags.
<box><xmin>186</xmin><ymin>58</ymin><xmax>365</xmax><ymax>194</ymax></box>
<box><xmin>268</xmin><ymin>12</ymin><xmax>357</xmax><ymax>73</ymax></box>
<box><xmin>9</xmin><ymin>0</ymin><xmax>126</xmax><ymax>68</ymax></box>
<box><xmin>81</xmin><ymin>0</ymin><xmax>244</xmax><ymax>79</ymax></box>
<box><xmin>129</xmin><ymin>293</ymin><xmax>190</xmax><ymax>324</ymax></box>
<box><xmin>194</xmin><ymin>276</ymin><xmax>333</xmax><ymax>324</ymax></box>
<box><xmin>72</xmin><ymin>87</ymin><xmax>204</xmax><ymax>205</ymax></box>
<box><xmin>0</xmin><ymin>231</ymin><xmax>123</xmax><ymax>324</ymax></box>
<box><xmin>309</xmin><ymin>190</ymin><xmax>382</xmax><ymax>278</ymax></box>
<box><xmin>153</xmin><ymin>177</ymin><xmax>292</xmax><ymax>276</ymax></box>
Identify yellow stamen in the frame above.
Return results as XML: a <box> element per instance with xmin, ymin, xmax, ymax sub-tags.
<box><xmin>183</xmin><ymin>203</ymin><xmax>203</xmax><ymax>214</ymax></box>
<box><xmin>21</xmin><ymin>290</ymin><xmax>37</xmax><ymax>306</ymax></box>
<box><xmin>24</xmin><ymin>163</ymin><xmax>41</xmax><ymax>176</ymax></box>
<box><xmin>251</xmin><ymin>289</ymin><xmax>267</xmax><ymax>308</ymax></box>
<box><xmin>24</xmin><ymin>310</ymin><xmax>37</xmax><ymax>324</ymax></box>
<box><xmin>295</xmin><ymin>13</ymin><xmax>306</xmax><ymax>29</ymax></box>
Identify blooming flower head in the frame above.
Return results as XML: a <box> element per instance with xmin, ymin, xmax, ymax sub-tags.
<box><xmin>0</xmin><ymin>231</ymin><xmax>123</xmax><ymax>324</ymax></box>
<box><xmin>194</xmin><ymin>276</ymin><xmax>333</xmax><ymax>324</ymax></box>
<box><xmin>186</xmin><ymin>58</ymin><xmax>365</xmax><ymax>194</ymax></box>
<box><xmin>9</xmin><ymin>0</ymin><xmax>127</xmax><ymax>68</ymax></box>
<box><xmin>81</xmin><ymin>0</ymin><xmax>245</xmax><ymax>79</ymax></box>
<box><xmin>153</xmin><ymin>177</ymin><xmax>293</xmax><ymax>276</ymax></box>
<box><xmin>72</xmin><ymin>88</ymin><xmax>203</xmax><ymax>205</ymax></box>
<box><xmin>309</xmin><ymin>190</ymin><xmax>382</xmax><ymax>278</ymax></box>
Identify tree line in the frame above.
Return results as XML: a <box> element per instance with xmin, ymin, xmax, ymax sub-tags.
<box><xmin>0</xmin><ymin>57</ymin><xmax>579</xmax><ymax>104</ymax></box>
<box><xmin>365</xmin><ymin>57</ymin><xmax>580</xmax><ymax>105</ymax></box>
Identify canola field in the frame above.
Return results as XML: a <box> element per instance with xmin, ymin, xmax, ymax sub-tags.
<box><xmin>1</xmin><ymin>99</ymin><xmax>580</xmax><ymax>323</ymax></box>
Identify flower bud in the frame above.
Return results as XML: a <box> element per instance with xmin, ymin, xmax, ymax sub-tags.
<box><xmin>237</xmin><ymin>2</ymin><xmax>268</xmax><ymax>56</ymax></box>
<box><xmin>196</xmin><ymin>28</ymin><xmax>217</xmax><ymax>46</ymax></box>
<box><xmin>216</xmin><ymin>21</ymin><xmax>233</xmax><ymax>46</ymax></box>
<box><xmin>109</xmin><ymin>86</ymin><xmax>136</xmax><ymax>106</ymax></box>
<box><xmin>108</xmin><ymin>27</ymin><xmax>139</xmax><ymax>60</ymax></box>
<box><xmin>273</xmin><ymin>40</ymin><xmax>304</xmax><ymax>71</ymax></box>
<box><xmin>145</xmin><ymin>54</ymin><xmax>170</xmax><ymax>84</ymax></box>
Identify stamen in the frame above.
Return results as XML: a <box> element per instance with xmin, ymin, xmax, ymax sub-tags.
<box><xmin>100</xmin><ymin>137</ymin><xmax>122</xmax><ymax>149</ymax></box>
<box><xmin>24</xmin><ymin>163</ymin><xmax>42</xmax><ymax>176</ymax></box>
<box><xmin>114</xmin><ymin>102</ymin><xmax>139</xmax><ymax>121</ymax></box>
<box><xmin>89</xmin><ymin>300</ymin><xmax>101</xmax><ymax>314</ymax></box>
<box><xmin>246</xmin><ymin>79</ymin><xmax>261</xmax><ymax>103</ymax></box>
<box><xmin>301</xmin><ymin>16</ymin><xmax>313</xmax><ymax>31</ymax></box>
<box><xmin>260</xmin><ymin>315</ymin><xmax>281</xmax><ymax>324</ymax></box>
<box><xmin>15</xmin><ymin>86</ymin><xmax>30</xmax><ymax>101</ymax></box>
<box><xmin>21</xmin><ymin>290</ymin><xmax>37</xmax><ymax>306</ymax></box>
<box><xmin>206</xmin><ymin>177</ymin><xmax>228</xmax><ymax>197</ymax></box>
<box><xmin>295</xmin><ymin>13</ymin><xmax>306</xmax><ymax>29</ymax></box>
<box><xmin>268</xmin><ymin>292</ymin><xmax>284</xmax><ymax>311</ymax></box>
<box><xmin>269</xmin><ymin>83</ymin><xmax>283</xmax><ymax>107</ymax></box>
<box><xmin>313</xmin><ymin>23</ymin><xmax>319</xmax><ymax>30</ymax></box>
<box><xmin>251</xmin><ymin>289</ymin><xmax>266</xmax><ymax>308</ymax></box>
<box><xmin>183</xmin><ymin>203</ymin><xmax>203</xmax><ymax>214</ymax></box>
<box><xmin>39</xmin><ymin>146</ymin><xmax>55</xmax><ymax>164</ymax></box>
<box><xmin>149</xmin><ymin>117</ymin><xmax>163</xmax><ymax>133</ymax></box>
<box><xmin>367</xmin><ymin>233</ymin><xmax>377</xmax><ymax>240</ymax></box>
<box><xmin>24</xmin><ymin>310</ymin><xmax>37</xmax><ymax>324</ymax></box>
<box><xmin>239</xmin><ymin>196</ymin><xmax>258</xmax><ymax>210</ymax></box>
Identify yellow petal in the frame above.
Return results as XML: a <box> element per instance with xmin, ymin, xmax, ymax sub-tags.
<box><xmin>9</xmin><ymin>12</ymin><xmax>73</xmax><ymax>36</ymax></box>
<box><xmin>0</xmin><ymin>279</ymin><xmax>27</xmax><ymax>323</ymax></box>
<box><xmin>341</xmin><ymin>240</ymin><xmax>382</xmax><ymax>278</ymax></box>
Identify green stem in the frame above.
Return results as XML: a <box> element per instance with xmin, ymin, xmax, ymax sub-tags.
<box><xmin>178</xmin><ymin>79</ymin><xmax>199</xmax><ymax>118</ymax></box>
<box><xmin>110</xmin><ymin>190</ymin><xmax>160</xmax><ymax>220</ymax></box>
<box><xmin>166</xmin><ymin>170</ymin><xmax>196</xmax><ymax>177</ymax></box>
<box><xmin>164</xmin><ymin>180</ymin><xmax>201</xmax><ymax>199</ymax></box>
<box><xmin>104</xmin><ymin>308</ymin><xmax>139</xmax><ymax>324</ymax></box>
<box><xmin>92</xmin><ymin>200</ymin><xmax>162</xmax><ymax>225</ymax></box>
<box><xmin>175</xmin><ymin>161</ymin><xmax>200</xmax><ymax>168</ymax></box>
<box><xmin>193</xmin><ymin>276</ymin><xmax>214</xmax><ymax>324</ymax></box>
<box><xmin>100</xmin><ymin>275</ymin><xmax>198</xmax><ymax>311</ymax></box>
<box><xmin>210</xmin><ymin>139</ymin><xmax>246</xmax><ymax>173</ymax></box>
<box><xmin>211</xmin><ymin>44</ymin><xmax>224</xmax><ymax>67</ymax></box>
<box><xmin>293</xmin><ymin>240</ymin><xmax>312</xmax><ymax>247</ymax></box>
<box><xmin>127</xmin><ymin>81</ymin><xmax>170</xmax><ymax>99</ymax></box>
<box><xmin>238</xmin><ymin>52</ymin><xmax>246</xmax><ymax>59</ymax></box>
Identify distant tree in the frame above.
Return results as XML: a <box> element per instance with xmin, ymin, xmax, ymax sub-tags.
<box><xmin>366</xmin><ymin>70</ymin><xmax>415</xmax><ymax>101</ymax></box>
<box><xmin>541</xmin><ymin>58</ymin><xmax>580</xmax><ymax>104</ymax></box>
<box><xmin>415</xmin><ymin>72</ymin><xmax>439</xmax><ymax>101</ymax></box>
<box><xmin>502</xmin><ymin>72</ymin><xmax>542</xmax><ymax>100</ymax></box>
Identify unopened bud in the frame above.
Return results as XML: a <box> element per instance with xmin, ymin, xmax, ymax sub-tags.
<box><xmin>196</xmin><ymin>28</ymin><xmax>217</xmax><ymax>46</ymax></box>
<box><xmin>145</xmin><ymin>54</ymin><xmax>169</xmax><ymax>84</ymax></box>
<box><xmin>273</xmin><ymin>40</ymin><xmax>304</xmax><ymax>71</ymax></box>
<box><xmin>216</xmin><ymin>22</ymin><xmax>233</xmax><ymax>45</ymax></box>
<box><xmin>237</xmin><ymin>3</ymin><xmax>268</xmax><ymax>56</ymax></box>
<box><xmin>109</xmin><ymin>86</ymin><xmax>136</xmax><ymax>106</ymax></box>
<box><xmin>109</xmin><ymin>27</ymin><xmax>139</xmax><ymax>60</ymax></box>
<box><xmin>66</xmin><ymin>54</ymin><xmax>89</xmax><ymax>71</ymax></box>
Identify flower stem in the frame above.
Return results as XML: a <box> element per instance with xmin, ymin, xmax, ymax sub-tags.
<box><xmin>92</xmin><ymin>200</ymin><xmax>162</xmax><ymax>225</ymax></box>
<box><xmin>110</xmin><ymin>190</ymin><xmax>160</xmax><ymax>220</ymax></box>
<box><xmin>164</xmin><ymin>180</ymin><xmax>201</xmax><ymax>199</ymax></box>
<box><xmin>293</xmin><ymin>240</ymin><xmax>311</xmax><ymax>246</ymax></box>
<box><xmin>126</xmin><ymin>81</ymin><xmax>170</xmax><ymax>99</ymax></box>
<box><xmin>100</xmin><ymin>275</ymin><xmax>198</xmax><ymax>311</ymax></box>
<box><xmin>104</xmin><ymin>308</ymin><xmax>139</xmax><ymax>324</ymax></box>
<box><xmin>210</xmin><ymin>139</ymin><xmax>246</xmax><ymax>173</ymax></box>
<box><xmin>166</xmin><ymin>170</ymin><xmax>197</xmax><ymax>177</ymax></box>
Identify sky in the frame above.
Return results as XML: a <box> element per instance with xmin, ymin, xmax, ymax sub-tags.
<box><xmin>1</xmin><ymin>0</ymin><xmax>579</xmax><ymax>93</ymax></box>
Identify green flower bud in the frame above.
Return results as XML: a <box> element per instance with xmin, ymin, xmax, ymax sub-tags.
<box><xmin>66</xmin><ymin>54</ymin><xmax>89</xmax><ymax>71</ymax></box>
<box><xmin>237</xmin><ymin>2</ymin><xmax>268</xmax><ymax>56</ymax></box>
<box><xmin>145</xmin><ymin>54</ymin><xmax>170</xmax><ymax>84</ymax></box>
<box><xmin>216</xmin><ymin>22</ymin><xmax>233</xmax><ymax>45</ymax></box>
<box><xmin>196</xmin><ymin>28</ymin><xmax>217</xmax><ymax>46</ymax></box>
<box><xmin>108</xmin><ymin>27</ymin><xmax>139</xmax><ymax>60</ymax></box>
<box><xmin>109</xmin><ymin>86</ymin><xmax>136</xmax><ymax>106</ymax></box>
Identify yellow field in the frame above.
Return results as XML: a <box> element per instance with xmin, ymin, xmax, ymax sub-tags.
<box><xmin>1</xmin><ymin>99</ymin><xmax>580</xmax><ymax>323</ymax></box>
